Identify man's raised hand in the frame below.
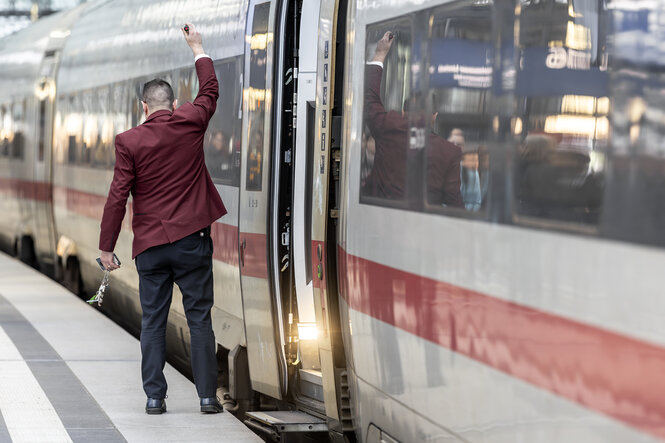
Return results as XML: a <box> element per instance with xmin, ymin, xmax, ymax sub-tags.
<box><xmin>372</xmin><ymin>31</ymin><xmax>394</xmax><ymax>63</ymax></box>
<box><xmin>182</xmin><ymin>22</ymin><xmax>204</xmax><ymax>57</ymax></box>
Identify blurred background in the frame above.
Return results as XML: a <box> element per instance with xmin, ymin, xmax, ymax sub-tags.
<box><xmin>0</xmin><ymin>0</ymin><xmax>84</xmax><ymax>38</ymax></box>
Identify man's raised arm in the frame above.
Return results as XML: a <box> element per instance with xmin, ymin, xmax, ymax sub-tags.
<box><xmin>365</xmin><ymin>32</ymin><xmax>394</xmax><ymax>135</ymax></box>
<box><xmin>182</xmin><ymin>22</ymin><xmax>219</xmax><ymax>124</ymax></box>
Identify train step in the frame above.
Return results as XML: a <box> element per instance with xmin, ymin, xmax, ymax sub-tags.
<box><xmin>244</xmin><ymin>410</ymin><xmax>328</xmax><ymax>439</ymax></box>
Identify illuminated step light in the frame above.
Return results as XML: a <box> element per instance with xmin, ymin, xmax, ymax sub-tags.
<box><xmin>297</xmin><ymin>323</ymin><xmax>318</xmax><ymax>341</ymax></box>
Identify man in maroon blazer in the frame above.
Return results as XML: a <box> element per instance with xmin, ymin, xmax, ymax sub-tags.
<box><xmin>364</xmin><ymin>32</ymin><xmax>463</xmax><ymax>207</ymax></box>
<box><xmin>99</xmin><ymin>23</ymin><xmax>226</xmax><ymax>415</ymax></box>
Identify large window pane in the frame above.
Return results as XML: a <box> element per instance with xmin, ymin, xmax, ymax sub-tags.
<box><xmin>425</xmin><ymin>2</ymin><xmax>494</xmax><ymax>212</ymax></box>
<box><xmin>11</xmin><ymin>101</ymin><xmax>25</xmax><ymax>160</ymax></box>
<box><xmin>0</xmin><ymin>105</ymin><xmax>9</xmax><ymax>157</ymax></box>
<box><xmin>513</xmin><ymin>0</ymin><xmax>607</xmax><ymax>227</ymax></box>
<box><xmin>205</xmin><ymin>58</ymin><xmax>243</xmax><ymax>186</ymax></box>
<box><xmin>245</xmin><ymin>2</ymin><xmax>270</xmax><ymax>192</ymax></box>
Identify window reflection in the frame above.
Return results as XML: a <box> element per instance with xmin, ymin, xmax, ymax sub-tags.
<box><xmin>204</xmin><ymin>59</ymin><xmax>242</xmax><ymax>186</ymax></box>
<box><xmin>245</xmin><ymin>2</ymin><xmax>270</xmax><ymax>192</ymax></box>
<box><xmin>426</xmin><ymin>4</ymin><xmax>493</xmax><ymax>212</ymax></box>
<box><xmin>360</xmin><ymin>20</ymin><xmax>412</xmax><ymax>203</ymax></box>
<box><xmin>514</xmin><ymin>0</ymin><xmax>607</xmax><ymax>226</ymax></box>
<box><xmin>91</xmin><ymin>86</ymin><xmax>112</xmax><ymax>169</ymax></box>
<box><xmin>11</xmin><ymin>101</ymin><xmax>25</xmax><ymax>160</ymax></box>
<box><xmin>0</xmin><ymin>104</ymin><xmax>9</xmax><ymax>157</ymax></box>
<box><xmin>177</xmin><ymin>68</ymin><xmax>198</xmax><ymax>105</ymax></box>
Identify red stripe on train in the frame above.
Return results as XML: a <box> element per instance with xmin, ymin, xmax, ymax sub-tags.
<box><xmin>211</xmin><ymin>222</ymin><xmax>270</xmax><ymax>279</ymax></box>
<box><xmin>53</xmin><ymin>185</ymin><xmax>133</xmax><ymax>231</ymax></box>
<box><xmin>49</xmin><ymin>182</ymin><xmax>258</xmax><ymax>274</ymax></box>
<box><xmin>211</xmin><ymin>222</ymin><xmax>239</xmax><ymax>266</ymax></box>
<box><xmin>338</xmin><ymin>246</ymin><xmax>665</xmax><ymax>439</ymax></box>
<box><xmin>0</xmin><ymin>177</ymin><xmax>51</xmax><ymax>202</ymax></box>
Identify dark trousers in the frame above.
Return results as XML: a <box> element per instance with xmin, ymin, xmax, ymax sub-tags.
<box><xmin>135</xmin><ymin>227</ymin><xmax>217</xmax><ymax>399</ymax></box>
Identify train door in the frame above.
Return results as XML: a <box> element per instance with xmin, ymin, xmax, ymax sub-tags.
<box><xmin>290</xmin><ymin>0</ymin><xmax>324</xmax><ymax>410</ymax></box>
<box><xmin>33</xmin><ymin>51</ymin><xmax>58</xmax><ymax>271</ymax></box>
<box><xmin>308</xmin><ymin>0</ymin><xmax>348</xmax><ymax>426</ymax></box>
<box><xmin>238</xmin><ymin>0</ymin><xmax>287</xmax><ymax>400</ymax></box>
<box><xmin>289</xmin><ymin>0</ymin><xmax>351</xmax><ymax>429</ymax></box>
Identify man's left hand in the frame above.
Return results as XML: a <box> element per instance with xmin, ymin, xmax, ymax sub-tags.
<box><xmin>100</xmin><ymin>251</ymin><xmax>120</xmax><ymax>272</ymax></box>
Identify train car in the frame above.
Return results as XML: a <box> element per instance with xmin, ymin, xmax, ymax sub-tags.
<box><xmin>0</xmin><ymin>5</ymin><xmax>86</xmax><ymax>275</ymax></box>
<box><xmin>2</xmin><ymin>0</ymin><xmax>665</xmax><ymax>442</ymax></box>
<box><xmin>339</xmin><ymin>0</ymin><xmax>665</xmax><ymax>441</ymax></box>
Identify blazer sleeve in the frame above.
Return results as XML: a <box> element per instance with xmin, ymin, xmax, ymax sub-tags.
<box><xmin>191</xmin><ymin>57</ymin><xmax>219</xmax><ymax>125</ymax></box>
<box><xmin>364</xmin><ymin>64</ymin><xmax>388</xmax><ymax>134</ymax></box>
<box><xmin>99</xmin><ymin>134</ymin><xmax>135</xmax><ymax>252</ymax></box>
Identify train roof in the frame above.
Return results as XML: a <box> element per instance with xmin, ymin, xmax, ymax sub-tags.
<box><xmin>58</xmin><ymin>0</ymin><xmax>247</xmax><ymax>94</ymax></box>
<box><xmin>0</xmin><ymin>3</ymin><xmax>88</xmax><ymax>103</ymax></box>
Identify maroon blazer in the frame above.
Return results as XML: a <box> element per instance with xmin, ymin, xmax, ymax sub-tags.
<box><xmin>364</xmin><ymin>64</ymin><xmax>462</xmax><ymax>207</ymax></box>
<box><xmin>99</xmin><ymin>57</ymin><xmax>227</xmax><ymax>258</ymax></box>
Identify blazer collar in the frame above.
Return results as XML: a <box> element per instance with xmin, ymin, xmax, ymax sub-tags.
<box><xmin>144</xmin><ymin>109</ymin><xmax>172</xmax><ymax>123</ymax></box>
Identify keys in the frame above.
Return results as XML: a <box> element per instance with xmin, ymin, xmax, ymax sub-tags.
<box><xmin>87</xmin><ymin>270</ymin><xmax>110</xmax><ymax>307</ymax></box>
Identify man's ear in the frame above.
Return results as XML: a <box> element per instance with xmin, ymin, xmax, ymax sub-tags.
<box><xmin>142</xmin><ymin>101</ymin><xmax>149</xmax><ymax>117</ymax></box>
<box><xmin>172</xmin><ymin>99</ymin><xmax>178</xmax><ymax>111</ymax></box>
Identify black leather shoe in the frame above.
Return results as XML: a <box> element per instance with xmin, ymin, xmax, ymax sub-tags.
<box><xmin>200</xmin><ymin>396</ymin><xmax>224</xmax><ymax>413</ymax></box>
<box><xmin>146</xmin><ymin>398</ymin><xmax>166</xmax><ymax>414</ymax></box>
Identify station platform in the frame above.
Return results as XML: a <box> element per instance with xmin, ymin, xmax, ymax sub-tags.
<box><xmin>0</xmin><ymin>252</ymin><xmax>263</xmax><ymax>443</ymax></box>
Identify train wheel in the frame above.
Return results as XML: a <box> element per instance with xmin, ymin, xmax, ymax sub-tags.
<box><xmin>64</xmin><ymin>256</ymin><xmax>82</xmax><ymax>296</ymax></box>
<box><xmin>18</xmin><ymin>236</ymin><xmax>37</xmax><ymax>268</ymax></box>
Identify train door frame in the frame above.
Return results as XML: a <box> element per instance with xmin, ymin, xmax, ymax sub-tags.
<box><xmin>33</xmin><ymin>50</ymin><xmax>59</xmax><ymax>273</ymax></box>
<box><xmin>307</xmin><ymin>0</ymin><xmax>350</xmax><ymax>430</ymax></box>
<box><xmin>238</xmin><ymin>0</ymin><xmax>288</xmax><ymax>401</ymax></box>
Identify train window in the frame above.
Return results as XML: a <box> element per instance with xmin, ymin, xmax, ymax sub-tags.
<box><xmin>177</xmin><ymin>68</ymin><xmax>198</xmax><ymax>105</ymax></box>
<box><xmin>512</xmin><ymin>0</ymin><xmax>607</xmax><ymax>228</ymax></box>
<box><xmin>599</xmin><ymin>5</ymin><xmax>665</xmax><ymax>246</ymax></box>
<box><xmin>245</xmin><ymin>2</ymin><xmax>270</xmax><ymax>192</ymax></box>
<box><xmin>81</xmin><ymin>90</ymin><xmax>97</xmax><ymax>165</ymax></box>
<box><xmin>424</xmin><ymin>3</ymin><xmax>494</xmax><ymax>213</ymax></box>
<box><xmin>11</xmin><ymin>101</ymin><xmax>25</xmax><ymax>160</ymax></box>
<box><xmin>53</xmin><ymin>101</ymin><xmax>63</xmax><ymax>164</ymax></box>
<box><xmin>91</xmin><ymin>86</ymin><xmax>113</xmax><ymax>169</ymax></box>
<box><xmin>110</xmin><ymin>81</ymin><xmax>129</xmax><ymax>167</ymax></box>
<box><xmin>64</xmin><ymin>94</ymin><xmax>84</xmax><ymax>165</ymax></box>
<box><xmin>0</xmin><ymin>105</ymin><xmax>8</xmax><ymax>157</ymax></box>
<box><xmin>59</xmin><ymin>95</ymin><xmax>77</xmax><ymax>165</ymax></box>
<box><xmin>205</xmin><ymin>58</ymin><xmax>243</xmax><ymax>186</ymax></box>
<box><xmin>360</xmin><ymin>19</ymin><xmax>413</xmax><ymax>205</ymax></box>
<box><xmin>131</xmin><ymin>78</ymin><xmax>147</xmax><ymax>128</ymax></box>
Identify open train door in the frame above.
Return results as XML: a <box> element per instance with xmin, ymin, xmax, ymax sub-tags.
<box><xmin>237</xmin><ymin>0</ymin><xmax>288</xmax><ymax>401</ymax></box>
<box><xmin>287</xmin><ymin>0</ymin><xmax>353</xmax><ymax>434</ymax></box>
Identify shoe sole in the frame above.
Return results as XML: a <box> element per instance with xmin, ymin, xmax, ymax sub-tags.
<box><xmin>146</xmin><ymin>408</ymin><xmax>166</xmax><ymax>415</ymax></box>
<box><xmin>200</xmin><ymin>405</ymin><xmax>224</xmax><ymax>413</ymax></box>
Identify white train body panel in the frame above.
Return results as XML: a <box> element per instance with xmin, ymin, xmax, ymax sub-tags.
<box><xmin>3</xmin><ymin>0</ymin><xmax>665</xmax><ymax>441</ymax></box>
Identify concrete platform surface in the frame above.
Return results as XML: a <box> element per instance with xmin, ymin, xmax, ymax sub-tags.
<box><xmin>0</xmin><ymin>252</ymin><xmax>263</xmax><ymax>443</ymax></box>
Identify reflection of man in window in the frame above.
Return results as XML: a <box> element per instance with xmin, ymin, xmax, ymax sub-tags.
<box><xmin>361</xmin><ymin>126</ymin><xmax>375</xmax><ymax>188</ymax></box>
<box><xmin>205</xmin><ymin>130</ymin><xmax>227</xmax><ymax>178</ymax></box>
<box><xmin>364</xmin><ymin>32</ymin><xmax>463</xmax><ymax>207</ymax></box>
<box><xmin>247</xmin><ymin>127</ymin><xmax>263</xmax><ymax>189</ymax></box>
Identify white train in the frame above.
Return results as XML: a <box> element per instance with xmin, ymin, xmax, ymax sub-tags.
<box><xmin>1</xmin><ymin>0</ymin><xmax>665</xmax><ymax>441</ymax></box>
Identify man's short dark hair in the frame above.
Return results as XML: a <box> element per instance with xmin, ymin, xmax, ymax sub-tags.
<box><xmin>142</xmin><ymin>79</ymin><xmax>174</xmax><ymax>109</ymax></box>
